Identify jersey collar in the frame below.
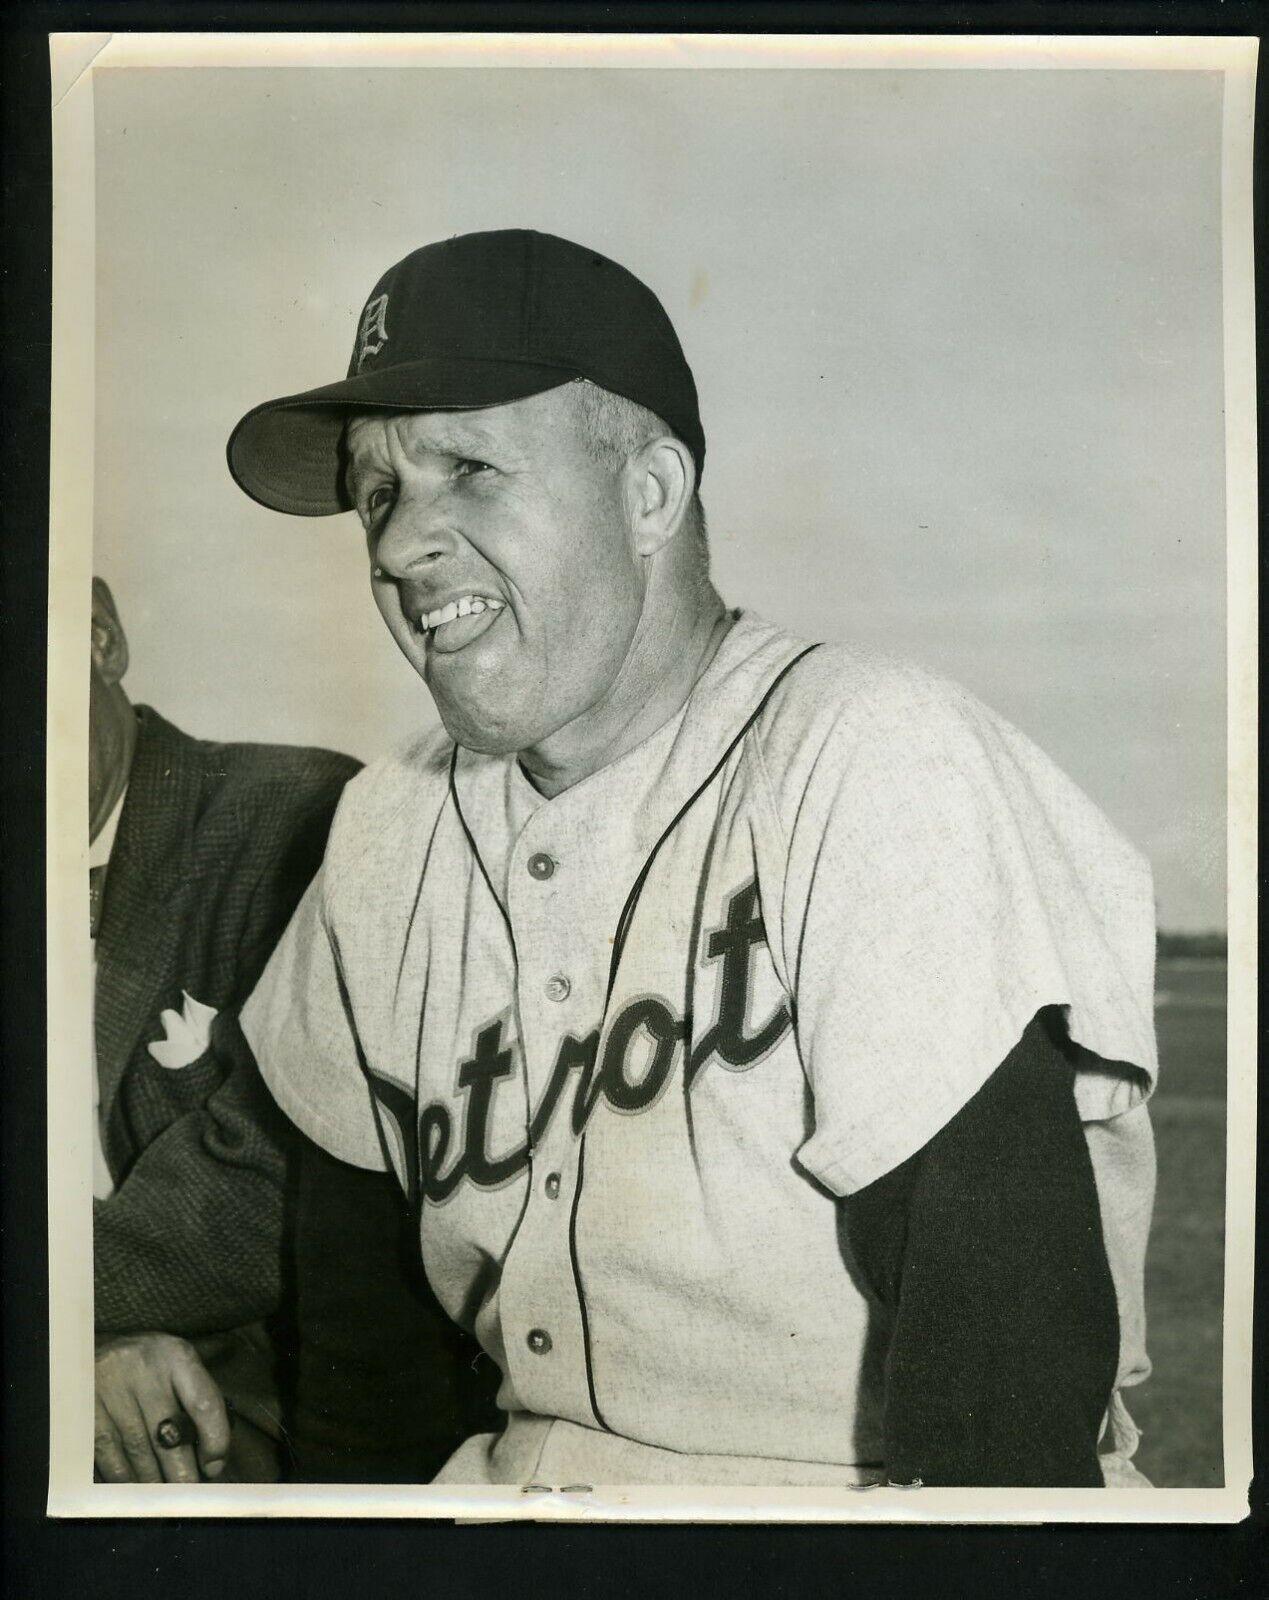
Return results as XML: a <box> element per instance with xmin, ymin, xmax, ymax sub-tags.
<box><xmin>451</xmin><ymin>610</ymin><xmax>812</xmax><ymax>893</ymax></box>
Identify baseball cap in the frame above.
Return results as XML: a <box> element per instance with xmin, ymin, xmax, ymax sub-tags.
<box><xmin>227</xmin><ymin>229</ymin><xmax>705</xmax><ymax>516</ymax></box>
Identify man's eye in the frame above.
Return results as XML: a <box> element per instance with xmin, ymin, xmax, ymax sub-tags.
<box><xmin>454</xmin><ymin>458</ymin><xmax>492</xmax><ymax>479</ymax></box>
<box><xmin>365</xmin><ymin>484</ymin><xmax>395</xmax><ymax>514</ymax></box>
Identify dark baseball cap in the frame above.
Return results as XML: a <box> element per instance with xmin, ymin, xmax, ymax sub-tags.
<box><xmin>227</xmin><ymin>229</ymin><xmax>705</xmax><ymax>516</ymax></box>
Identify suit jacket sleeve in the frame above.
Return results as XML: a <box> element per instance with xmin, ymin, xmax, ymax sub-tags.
<box><xmin>840</xmin><ymin>1010</ymin><xmax>1120</xmax><ymax>1487</ymax></box>
<box><xmin>93</xmin><ymin>764</ymin><xmax>355</xmax><ymax>1337</ymax></box>
<box><xmin>93</xmin><ymin>1008</ymin><xmax>295</xmax><ymax>1336</ymax></box>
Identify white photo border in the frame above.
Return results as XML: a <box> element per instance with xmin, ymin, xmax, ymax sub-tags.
<box><xmin>47</xmin><ymin>30</ymin><xmax>1259</xmax><ymax>1523</ymax></box>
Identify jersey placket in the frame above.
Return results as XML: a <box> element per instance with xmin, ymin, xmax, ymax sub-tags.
<box><xmin>495</xmin><ymin>816</ymin><xmax>610</xmax><ymax>1430</ymax></box>
<box><xmin>447</xmin><ymin>619</ymin><xmax>818</xmax><ymax>1441</ymax></box>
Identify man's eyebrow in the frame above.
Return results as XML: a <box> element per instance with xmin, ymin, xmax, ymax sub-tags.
<box><xmin>420</xmin><ymin>419</ymin><xmax>502</xmax><ymax>456</ymax></box>
<box><xmin>342</xmin><ymin>415</ymin><xmax>509</xmax><ymax>487</ymax></box>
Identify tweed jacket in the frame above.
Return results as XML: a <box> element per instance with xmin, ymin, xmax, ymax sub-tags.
<box><xmin>93</xmin><ymin>707</ymin><xmax>359</xmax><ymax>1382</ymax></box>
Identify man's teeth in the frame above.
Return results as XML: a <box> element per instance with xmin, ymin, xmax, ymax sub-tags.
<box><xmin>418</xmin><ymin>596</ymin><xmax>504</xmax><ymax>633</ymax></box>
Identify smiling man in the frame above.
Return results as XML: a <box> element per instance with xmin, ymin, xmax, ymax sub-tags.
<box><xmin>227</xmin><ymin>229</ymin><xmax>1158</xmax><ymax>1488</ymax></box>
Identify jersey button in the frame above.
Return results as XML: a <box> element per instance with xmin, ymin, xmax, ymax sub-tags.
<box><xmin>527</xmin><ymin>852</ymin><xmax>556</xmax><ymax>881</ymax></box>
<box><xmin>544</xmin><ymin>1172</ymin><xmax>561</xmax><ymax>1199</ymax></box>
<box><xmin>545</xmin><ymin>974</ymin><xmax>571</xmax><ymax>1003</ymax></box>
<box><xmin>526</xmin><ymin>1328</ymin><xmax>553</xmax><ymax>1355</ymax></box>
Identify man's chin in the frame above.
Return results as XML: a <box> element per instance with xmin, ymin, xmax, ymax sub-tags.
<box><xmin>428</xmin><ymin>666</ymin><xmax>565</xmax><ymax>760</ymax></box>
<box><xmin>434</xmin><ymin>701</ymin><xmax>530</xmax><ymax>759</ymax></box>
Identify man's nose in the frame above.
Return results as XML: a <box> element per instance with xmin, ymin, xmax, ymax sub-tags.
<box><xmin>373</xmin><ymin>486</ymin><xmax>462</xmax><ymax>578</ymax></box>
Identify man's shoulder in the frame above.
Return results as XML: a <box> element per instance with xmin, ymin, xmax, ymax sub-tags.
<box><xmin>742</xmin><ymin>634</ymin><xmax>1107</xmax><ymax>846</ymax></box>
<box><xmin>754</xmin><ymin>640</ymin><xmax>998</xmax><ymax>769</ymax></box>
<box><xmin>320</xmin><ymin>724</ymin><xmax>455</xmax><ymax>875</ymax></box>
<box><xmin>749</xmin><ymin>637</ymin><xmax>1145</xmax><ymax>879</ymax></box>
<box><xmin>191</xmin><ymin>729</ymin><xmax>362</xmax><ymax>824</ymax></box>
<box><xmin>335</xmin><ymin>723</ymin><xmax>454</xmax><ymax>817</ymax></box>
<box><xmin>206</xmin><ymin>736</ymin><xmax>362</xmax><ymax>797</ymax></box>
<box><xmin>131</xmin><ymin>706</ymin><xmax>359</xmax><ymax>843</ymax></box>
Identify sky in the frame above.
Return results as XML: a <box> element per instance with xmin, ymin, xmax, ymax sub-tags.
<box><xmin>92</xmin><ymin>63</ymin><xmax>1228</xmax><ymax>929</ymax></box>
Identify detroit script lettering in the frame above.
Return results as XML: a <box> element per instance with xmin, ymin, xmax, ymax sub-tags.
<box><xmin>366</xmin><ymin>880</ymin><xmax>792</xmax><ymax>1204</ymax></box>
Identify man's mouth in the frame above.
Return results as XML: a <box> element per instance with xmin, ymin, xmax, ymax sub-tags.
<box><xmin>411</xmin><ymin>593</ymin><xmax>505</xmax><ymax>655</ymax></box>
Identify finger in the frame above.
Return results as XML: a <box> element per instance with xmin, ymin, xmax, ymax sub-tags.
<box><xmin>151</xmin><ymin>1427</ymin><xmax>201</xmax><ymax>1484</ymax></box>
<box><xmin>170</xmin><ymin>1352</ymin><xmax>232</xmax><ymax>1478</ymax></box>
<box><xmin>141</xmin><ymin>1405</ymin><xmax>201</xmax><ymax>1484</ymax></box>
<box><xmin>105</xmin><ymin>1390</ymin><xmax>164</xmax><ymax>1484</ymax></box>
<box><xmin>128</xmin><ymin>1363</ymin><xmax>205</xmax><ymax>1484</ymax></box>
<box><xmin>94</xmin><ymin>1398</ymin><xmax>134</xmax><ymax>1483</ymax></box>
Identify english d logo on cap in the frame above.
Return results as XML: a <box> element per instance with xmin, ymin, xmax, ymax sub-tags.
<box><xmin>356</xmin><ymin>294</ymin><xmax>390</xmax><ymax>371</ymax></box>
<box><xmin>227</xmin><ymin>229</ymin><xmax>706</xmax><ymax>517</ymax></box>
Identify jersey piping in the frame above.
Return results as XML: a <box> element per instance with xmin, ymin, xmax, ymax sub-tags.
<box><xmin>450</xmin><ymin>643</ymin><xmax>821</xmax><ymax>1432</ymax></box>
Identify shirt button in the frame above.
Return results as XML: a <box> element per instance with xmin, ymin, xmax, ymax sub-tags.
<box><xmin>526</xmin><ymin>1328</ymin><xmax>553</xmax><ymax>1355</ymax></box>
<box><xmin>545</xmin><ymin>974</ymin><xmax>571</xmax><ymax>1003</ymax></box>
<box><xmin>527</xmin><ymin>852</ymin><xmax>556</xmax><ymax>881</ymax></box>
<box><xmin>544</xmin><ymin>1172</ymin><xmax>561</xmax><ymax>1199</ymax></box>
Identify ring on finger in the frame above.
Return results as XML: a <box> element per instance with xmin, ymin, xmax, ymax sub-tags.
<box><xmin>155</xmin><ymin>1414</ymin><xmax>196</xmax><ymax>1451</ymax></box>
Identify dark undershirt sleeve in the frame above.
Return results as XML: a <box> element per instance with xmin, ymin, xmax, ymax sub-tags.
<box><xmin>840</xmin><ymin>1009</ymin><xmax>1119</xmax><ymax>1488</ymax></box>
<box><xmin>290</xmin><ymin>1138</ymin><xmax>500</xmax><ymax>1483</ymax></box>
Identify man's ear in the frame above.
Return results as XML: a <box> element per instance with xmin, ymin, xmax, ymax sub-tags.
<box><xmin>626</xmin><ymin>436</ymin><xmax>695</xmax><ymax>558</ymax></box>
<box><xmin>91</xmin><ymin>578</ymin><xmax>130</xmax><ymax>686</ymax></box>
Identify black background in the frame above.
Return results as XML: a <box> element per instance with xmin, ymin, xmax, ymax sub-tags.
<box><xmin>3</xmin><ymin>4</ymin><xmax>1266</xmax><ymax>1595</ymax></box>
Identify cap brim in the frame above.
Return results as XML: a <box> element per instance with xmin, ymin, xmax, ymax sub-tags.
<box><xmin>227</xmin><ymin>358</ymin><xmax>578</xmax><ymax>516</ymax></box>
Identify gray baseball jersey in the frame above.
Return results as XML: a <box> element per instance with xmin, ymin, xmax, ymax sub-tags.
<box><xmin>244</xmin><ymin>612</ymin><xmax>1158</xmax><ymax>1486</ymax></box>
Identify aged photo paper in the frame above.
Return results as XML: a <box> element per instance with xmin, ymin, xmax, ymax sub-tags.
<box><xmin>48</xmin><ymin>33</ymin><xmax>1258</xmax><ymax>1522</ymax></box>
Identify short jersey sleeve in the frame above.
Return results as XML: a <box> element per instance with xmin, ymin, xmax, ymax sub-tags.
<box><xmin>759</xmin><ymin>654</ymin><xmax>1158</xmax><ymax>1197</ymax></box>
<box><xmin>241</xmin><ymin>865</ymin><xmax>388</xmax><ymax>1173</ymax></box>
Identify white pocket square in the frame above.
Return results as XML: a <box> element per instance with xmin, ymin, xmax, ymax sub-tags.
<box><xmin>147</xmin><ymin>991</ymin><xmax>219</xmax><ymax>1069</ymax></box>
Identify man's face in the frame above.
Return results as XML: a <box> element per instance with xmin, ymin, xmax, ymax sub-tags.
<box><xmin>89</xmin><ymin>659</ymin><xmax>113</xmax><ymax>819</ymax></box>
<box><xmin>89</xmin><ymin>581</ymin><xmax>130</xmax><ymax>826</ymax></box>
<box><xmin>345</xmin><ymin>388</ymin><xmax>646</xmax><ymax>756</ymax></box>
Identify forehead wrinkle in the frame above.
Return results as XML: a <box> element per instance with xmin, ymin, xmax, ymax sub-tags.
<box><xmin>405</xmin><ymin>411</ymin><xmax>505</xmax><ymax>455</ymax></box>
<box><xmin>426</xmin><ymin>426</ymin><xmax>506</xmax><ymax>461</ymax></box>
<box><xmin>347</xmin><ymin>409</ymin><xmax>526</xmax><ymax>471</ymax></box>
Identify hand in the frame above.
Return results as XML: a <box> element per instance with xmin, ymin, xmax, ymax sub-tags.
<box><xmin>94</xmin><ymin>1332</ymin><xmax>231</xmax><ymax>1483</ymax></box>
